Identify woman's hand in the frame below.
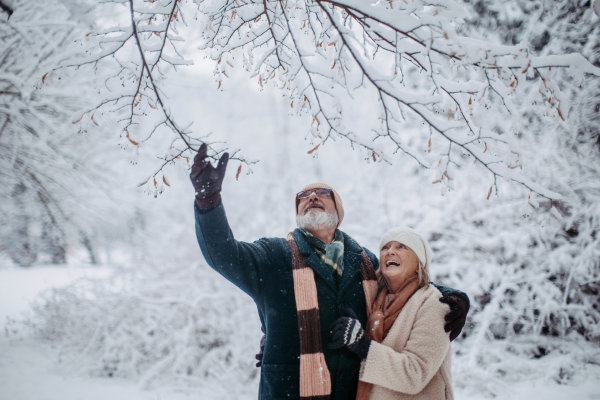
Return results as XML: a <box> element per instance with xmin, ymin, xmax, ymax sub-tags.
<box><xmin>328</xmin><ymin>308</ymin><xmax>371</xmax><ymax>359</ymax></box>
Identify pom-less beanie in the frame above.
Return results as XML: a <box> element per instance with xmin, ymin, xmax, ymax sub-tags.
<box><xmin>295</xmin><ymin>183</ymin><xmax>344</xmax><ymax>227</ymax></box>
<box><xmin>379</xmin><ymin>227</ymin><xmax>433</xmax><ymax>272</ymax></box>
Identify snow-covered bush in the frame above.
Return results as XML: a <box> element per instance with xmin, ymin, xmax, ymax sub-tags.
<box><xmin>427</xmin><ymin>0</ymin><xmax>600</xmax><ymax>393</ymax></box>
<box><xmin>430</xmin><ymin>130</ymin><xmax>600</xmax><ymax>394</ymax></box>
<box><xmin>26</xmin><ymin>259</ymin><xmax>261</xmax><ymax>397</ymax></box>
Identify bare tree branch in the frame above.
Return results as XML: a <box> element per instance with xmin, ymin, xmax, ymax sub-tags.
<box><xmin>63</xmin><ymin>0</ymin><xmax>256</xmax><ymax>194</ymax></box>
<box><xmin>0</xmin><ymin>0</ymin><xmax>13</xmax><ymax>18</ymax></box>
<box><xmin>197</xmin><ymin>0</ymin><xmax>600</xmax><ymax>201</ymax></box>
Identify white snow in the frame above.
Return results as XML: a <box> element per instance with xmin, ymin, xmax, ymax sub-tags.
<box><xmin>0</xmin><ymin>336</ymin><xmax>199</xmax><ymax>400</ymax></box>
<box><xmin>1</xmin><ymin>266</ymin><xmax>599</xmax><ymax>399</ymax></box>
<box><xmin>2</xmin><ymin>1</ymin><xmax>600</xmax><ymax>398</ymax></box>
<box><xmin>0</xmin><ymin>265</ymin><xmax>112</xmax><ymax>330</ymax></box>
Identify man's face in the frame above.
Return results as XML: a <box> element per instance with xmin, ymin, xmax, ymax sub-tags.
<box><xmin>297</xmin><ymin>190</ymin><xmax>337</xmax><ymax>216</ymax></box>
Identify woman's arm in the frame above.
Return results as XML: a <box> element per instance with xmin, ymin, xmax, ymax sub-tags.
<box><xmin>360</xmin><ymin>293</ymin><xmax>451</xmax><ymax>395</ymax></box>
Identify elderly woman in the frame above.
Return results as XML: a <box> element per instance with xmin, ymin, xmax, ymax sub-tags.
<box><xmin>329</xmin><ymin>227</ymin><xmax>454</xmax><ymax>400</ymax></box>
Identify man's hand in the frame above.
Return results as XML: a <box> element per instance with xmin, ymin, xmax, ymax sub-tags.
<box><xmin>439</xmin><ymin>291</ymin><xmax>470</xmax><ymax>341</ymax></box>
<box><xmin>328</xmin><ymin>308</ymin><xmax>371</xmax><ymax>359</ymax></box>
<box><xmin>190</xmin><ymin>143</ymin><xmax>229</xmax><ymax>208</ymax></box>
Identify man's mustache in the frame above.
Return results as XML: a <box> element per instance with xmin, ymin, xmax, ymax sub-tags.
<box><xmin>301</xmin><ymin>201</ymin><xmax>326</xmax><ymax>214</ymax></box>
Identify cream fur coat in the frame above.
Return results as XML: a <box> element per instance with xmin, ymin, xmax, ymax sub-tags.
<box><xmin>360</xmin><ymin>285</ymin><xmax>453</xmax><ymax>400</ymax></box>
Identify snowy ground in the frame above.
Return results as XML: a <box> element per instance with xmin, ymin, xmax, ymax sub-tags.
<box><xmin>1</xmin><ymin>265</ymin><xmax>599</xmax><ymax>400</ymax></box>
<box><xmin>0</xmin><ymin>265</ymin><xmax>200</xmax><ymax>400</ymax></box>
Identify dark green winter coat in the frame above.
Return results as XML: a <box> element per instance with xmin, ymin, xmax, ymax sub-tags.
<box><xmin>194</xmin><ymin>202</ymin><xmax>453</xmax><ymax>400</ymax></box>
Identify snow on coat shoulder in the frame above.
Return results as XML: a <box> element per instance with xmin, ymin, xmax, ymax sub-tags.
<box><xmin>360</xmin><ymin>285</ymin><xmax>453</xmax><ymax>400</ymax></box>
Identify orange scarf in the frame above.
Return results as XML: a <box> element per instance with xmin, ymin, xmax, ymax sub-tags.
<box><xmin>356</xmin><ymin>274</ymin><xmax>420</xmax><ymax>400</ymax></box>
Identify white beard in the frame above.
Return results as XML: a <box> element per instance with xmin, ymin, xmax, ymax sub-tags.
<box><xmin>296</xmin><ymin>208</ymin><xmax>338</xmax><ymax>231</ymax></box>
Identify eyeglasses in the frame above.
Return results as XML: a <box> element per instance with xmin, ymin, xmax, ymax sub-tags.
<box><xmin>297</xmin><ymin>188</ymin><xmax>332</xmax><ymax>200</ymax></box>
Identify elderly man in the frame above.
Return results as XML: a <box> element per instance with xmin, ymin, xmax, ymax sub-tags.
<box><xmin>190</xmin><ymin>144</ymin><xmax>469</xmax><ymax>400</ymax></box>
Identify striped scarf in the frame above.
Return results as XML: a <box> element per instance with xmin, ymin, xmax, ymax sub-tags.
<box><xmin>300</xmin><ymin>228</ymin><xmax>345</xmax><ymax>285</ymax></box>
<box><xmin>287</xmin><ymin>232</ymin><xmax>378</xmax><ymax>400</ymax></box>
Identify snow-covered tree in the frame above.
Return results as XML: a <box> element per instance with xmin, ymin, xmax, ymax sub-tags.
<box><xmin>461</xmin><ymin>0</ymin><xmax>600</xmax><ymax>149</ymax></box>
<box><xmin>426</xmin><ymin>0</ymin><xmax>600</xmax><ymax>393</ymax></box>
<box><xmin>0</xmin><ymin>0</ymin><xmax>127</xmax><ymax>266</ymax></box>
<box><xmin>71</xmin><ymin>0</ymin><xmax>600</xmax><ymax>202</ymax></box>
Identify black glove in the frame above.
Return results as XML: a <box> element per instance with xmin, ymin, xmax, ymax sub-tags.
<box><xmin>255</xmin><ymin>334</ymin><xmax>266</xmax><ymax>367</ymax></box>
<box><xmin>328</xmin><ymin>308</ymin><xmax>371</xmax><ymax>359</ymax></box>
<box><xmin>439</xmin><ymin>291</ymin><xmax>470</xmax><ymax>341</ymax></box>
<box><xmin>189</xmin><ymin>143</ymin><xmax>229</xmax><ymax>208</ymax></box>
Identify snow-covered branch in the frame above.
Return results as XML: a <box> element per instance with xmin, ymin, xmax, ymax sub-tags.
<box><xmin>66</xmin><ymin>0</ymin><xmax>255</xmax><ymax>195</ymax></box>
<box><xmin>197</xmin><ymin>0</ymin><xmax>600</xmax><ymax>200</ymax></box>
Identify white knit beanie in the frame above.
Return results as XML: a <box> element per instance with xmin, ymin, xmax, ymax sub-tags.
<box><xmin>379</xmin><ymin>227</ymin><xmax>433</xmax><ymax>271</ymax></box>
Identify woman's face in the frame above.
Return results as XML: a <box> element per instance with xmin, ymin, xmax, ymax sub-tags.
<box><xmin>380</xmin><ymin>241</ymin><xmax>419</xmax><ymax>292</ymax></box>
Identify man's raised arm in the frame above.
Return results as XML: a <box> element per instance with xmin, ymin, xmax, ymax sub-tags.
<box><xmin>190</xmin><ymin>144</ymin><xmax>275</xmax><ymax>300</ymax></box>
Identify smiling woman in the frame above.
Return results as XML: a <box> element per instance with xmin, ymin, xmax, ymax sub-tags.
<box><xmin>377</xmin><ymin>228</ymin><xmax>432</xmax><ymax>293</ymax></box>
<box><xmin>379</xmin><ymin>241</ymin><xmax>420</xmax><ymax>294</ymax></box>
<box><xmin>355</xmin><ymin>227</ymin><xmax>453</xmax><ymax>400</ymax></box>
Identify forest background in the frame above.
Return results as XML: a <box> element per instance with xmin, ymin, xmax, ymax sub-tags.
<box><xmin>1</xmin><ymin>0</ymin><xmax>599</xmax><ymax>399</ymax></box>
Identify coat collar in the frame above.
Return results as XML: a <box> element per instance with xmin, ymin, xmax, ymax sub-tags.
<box><xmin>338</xmin><ymin>232</ymin><xmax>365</xmax><ymax>296</ymax></box>
<box><xmin>292</xmin><ymin>228</ymin><xmax>365</xmax><ymax>296</ymax></box>
<box><xmin>292</xmin><ymin>228</ymin><xmax>315</xmax><ymax>256</ymax></box>
<box><xmin>292</xmin><ymin>229</ymin><xmax>336</xmax><ymax>292</ymax></box>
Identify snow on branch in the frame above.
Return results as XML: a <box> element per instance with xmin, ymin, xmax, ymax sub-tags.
<box><xmin>65</xmin><ymin>0</ymin><xmax>255</xmax><ymax>196</ymax></box>
<box><xmin>197</xmin><ymin>0</ymin><xmax>600</xmax><ymax>200</ymax></box>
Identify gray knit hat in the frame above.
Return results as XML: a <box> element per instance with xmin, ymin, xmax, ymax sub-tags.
<box><xmin>379</xmin><ymin>227</ymin><xmax>433</xmax><ymax>271</ymax></box>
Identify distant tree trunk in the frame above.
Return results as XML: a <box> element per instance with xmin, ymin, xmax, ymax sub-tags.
<box><xmin>81</xmin><ymin>233</ymin><xmax>98</xmax><ymax>265</ymax></box>
<box><xmin>41</xmin><ymin>221</ymin><xmax>67</xmax><ymax>264</ymax></box>
<box><xmin>50</xmin><ymin>242</ymin><xmax>66</xmax><ymax>264</ymax></box>
<box><xmin>10</xmin><ymin>183</ymin><xmax>36</xmax><ymax>267</ymax></box>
